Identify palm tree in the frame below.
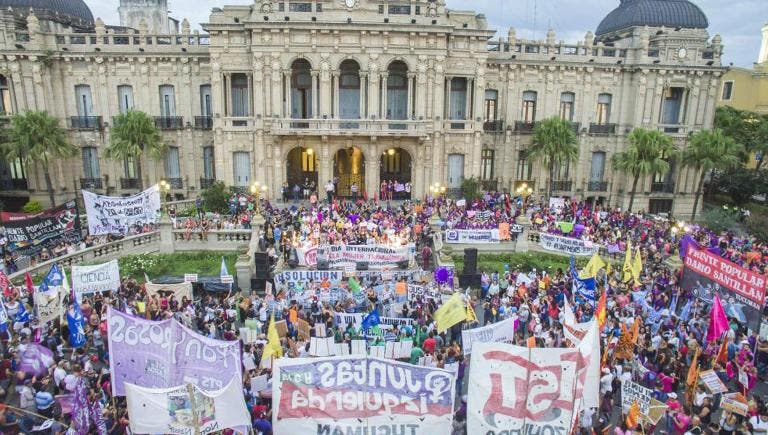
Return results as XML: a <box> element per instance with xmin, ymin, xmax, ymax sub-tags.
<box><xmin>611</xmin><ymin>128</ymin><xmax>675</xmax><ymax>213</ymax></box>
<box><xmin>106</xmin><ymin>110</ymin><xmax>165</xmax><ymax>190</ymax></box>
<box><xmin>528</xmin><ymin>117</ymin><xmax>579</xmax><ymax>199</ymax></box>
<box><xmin>682</xmin><ymin>129</ymin><xmax>746</xmax><ymax>221</ymax></box>
<box><xmin>0</xmin><ymin>111</ymin><xmax>77</xmax><ymax>206</ymax></box>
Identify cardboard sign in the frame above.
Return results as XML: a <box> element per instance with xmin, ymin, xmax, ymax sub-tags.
<box><xmin>184</xmin><ymin>273</ymin><xmax>198</xmax><ymax>283</ymax></box>
<box><xmin>721</xmin><ymin>393</ymin><xmax>749</xmax><ymax>416</ymax></box>
<box><xmin>699</xmin><ymin>370</ymin><xmax>728</xmax><ymax>394</ymax></box>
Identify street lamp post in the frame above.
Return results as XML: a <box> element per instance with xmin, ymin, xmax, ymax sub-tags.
<box><xmin>516</xmin><ymin>182</ymin><xmax>533</xmax><ymax>207</ymax></box>
<box><xmin>159</xmin><ymin>179</ymin><xmax>171</xmax><ymax>212</ymax></box>
<box><xmin>250</xmin><ymin>181</ymin><xmax>268</xmax><ymax>216</ymax></box>
<box><xmin>429</xmin><ymin>182</ymin><xmax>447</xmax><ymax>199</ymax></box>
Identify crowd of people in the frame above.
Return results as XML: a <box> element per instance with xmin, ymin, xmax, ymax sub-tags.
<box><xmin>0</xmin><ymin>190</ymin><xmax>763</xmax><ymax>434</ymax></box>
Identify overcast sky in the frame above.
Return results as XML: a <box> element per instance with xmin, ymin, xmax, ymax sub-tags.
<box><xmin>85</xmin><ymin>0</ymin><xmax>764</xmax><ymax>67</ymax></box>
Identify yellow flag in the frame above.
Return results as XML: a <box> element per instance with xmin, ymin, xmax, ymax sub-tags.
<box><xmin>632</xmin><ymin>247</ymin><xmax>643</xmax><ymax>285</ymax></box>
<box><xmin>466</xmin><ymin>300</ymin><xmax>478</xmax><ymax>323</ymax></box>
<box><xmin>580</xmin><ymin>253</ymin><xmax>606</xmax><ymax>279</ymax></box>
<box><xmin>434</xmin><ymin>293</ymin><xmax>466</xmax><ymax>333</ymax></box>
<box><xmin>622</xmin><ymin>239</ymin><xmax>633</xmax><ymax>283</ymax></box>
<box><xmin>262</xmin><ymin>313</ymin><xmax>283</xmax><ymax>360</ymax></box>
<box><xmin>626</xmin><ymin>400</ymin><xmax>640</xmax><ymax>429</ymax></box>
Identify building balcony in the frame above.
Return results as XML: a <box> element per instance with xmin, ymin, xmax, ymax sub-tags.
<box><xmin>550</xmin><ymin>180</ymin><xmax>573</xmax><ymax>192</ymax></box>
<box><xmin>154</xmin><ymin>116</ymin><xmax>184</xmax><ymax>130</ymax></box>
<box><xmin>120</xmin><ymin>178</ymin><xmax>140</xmax><ymax>190</ymax></box>
<box><xmin>80</xmin><ymin>177</ymin><xmax>103</xmax><ymax>190</ymax></box>
<box><xmin>515</xmin><ymin>121</ymin><xmax>537</xmax><ymax>134</ymax></box>
<box><xmin>69</xmin><ymin>116</ymin><xmax>102</xmax><ymax>130</ymax></box>
<box><xmin>0</xmin><ymin>178</ymin><xmax>28</xmax><ymax>190</ymax></box>
<box><xmin>200</xmin><ymin>178</ymin><xmax>216</xmax><ymax>189</ymax></box>
<box><xmin>651</xmin><ymin>182</ymin><xmax>675</xmax><ymax>194</ymax></box>
<box><xmin>270</xmin><ymin>118</ymin><xmax>431</xmax><ymax>137</ymax></box>
<box><xmin>165</xmin><ymin>178</ymin><xmax>183</xmax><ymax>189</ymax></box>
<box><xmin>481</xmin><ymin>180</ymin><xmax>499</xmax><ymax>191</ymax></box>
<box><xmin>569</xmin><ymin>122</ymin><xmax>581</xmax><ymax>134</ymax></box>
<box><xmin>589</xmin><ymin>123</ymin><xmax>617</xmax><ymax>135</ymax></box>
<box><xmin>483</xmin><ymin>120</ymin><xmax>504</xmax><ymax>133</ymax></box>
<box><xmin>587</xmin><ymin>180</ymin><xmax>608</xmax><ymax>192</ymax></box>
<box><xmin>194</xmin><ymin>116</ymin><xmax>213</xmax><ymax>130</ymax></box>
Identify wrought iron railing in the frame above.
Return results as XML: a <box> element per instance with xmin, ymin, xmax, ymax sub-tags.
<box><xmin>515</xmin><ymin>121</ymin><xmax>537</xmax><ymax>133</ymax></box>
<box><xmin>70</xmin><ymin>116</ymin><xmax>102</xmax><ymax>130</ymax></box>
<box><xmin>651</xmin><ymin>182</ymin><xmax>675</xmax><ymax>194</ymax></box>
<box><xmin>194</xmin><ymin>116</ymin><xmax>213</xmax><ymax>130</ymax></box>
<box><xmin>120</xmin><ymin>178</ymin><xmax>140</xmax><ymax>189</ymax></box>
<box><xmin>587</xmin><ymin>181</ymin><xmax>608</xmax><ymax>192</ymax></box>
<box><xmin>588</xmin><ymin>123</ymin><xmax>617</xmax><ymax>134</ymax></box>
<box><xmin>550</xmin><ymin>180</ymin><xmax>573</xmax><ymax>192</ymax></box>
<box><xmin>154</xmin><ymin>116</ymin><xmax>184</xmax><ymax>129</ymax></box>
<box><xmin>80</xmin><ymin>177</ymin><xmax>103</xmax><ymax>189</ymax></box>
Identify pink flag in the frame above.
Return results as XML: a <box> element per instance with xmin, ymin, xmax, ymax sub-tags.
<box><xmin>707</xmin><ymin>294</ymin><xmax>730</xmax><ymax>342</ymax></box>
<box><xmin>24</xmin><ymin>272</ymin><xmax>34</xmax><ymax>296</ymax></box>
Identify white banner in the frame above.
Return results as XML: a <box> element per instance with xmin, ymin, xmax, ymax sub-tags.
<box><xmin>538</xmin><ymin>233</ymin><xmax>599</xmax><ymax>256</ymax></box>
<box><xmin>83</xmin><ymin>185</ymin><xmax>161</xmax><ymax>235</ymax></box>
<box><xmin>274</xmin><ymin>270</ymin><xmax>343</xmax><ymax>291</ymax></box>
<box><xmin>445</xmin><ymin>229</ymin><xmax>500</xmax><ymax>244</ymax></box>
<box><xmin>314</xmin><ymin>244</ymin><xmax>414</xmax><ymax>270</ymax></box>
<box><xmin>461</xmin><ymin>317</ymin><xmax>517</xmax><ymax>354</ymax></box>
<box><xmin>72</xmin><ymin>259</ymin><xmax>121</xmax><ymax>301</ymax></box>
<box><xmin>125</xmin><ymin>379</ymin><xmax>251</xmax><ymax>435</ymax></box>
<box><xmin>468</xmin><ymin>321</ymin><xmax>600</xmax><ymax>434</ymax></box>
<box><xmin>273</xmin><ymin>356</ymin><xmax>455</xmax><ymax>434</ymax></box>
<box><xmin>34</xmin><ymin>291</ymin><xmax>61</xmax><ymax>325</ymax></box>
<box><xmin>145</xmin><ymin>282</ymin><xmax>193</xmax><ymax>301</ymax></box>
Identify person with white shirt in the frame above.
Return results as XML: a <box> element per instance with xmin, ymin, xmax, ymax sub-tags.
<box><xmin>750</xmin><ymin>411</ymin><xmax>768</xmax><ymax>434</ymax></box>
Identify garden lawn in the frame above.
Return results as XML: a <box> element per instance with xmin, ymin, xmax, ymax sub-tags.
<box><xmin>451</xmin><ymin>251</ymin><xmax>599</xmax><ymax>275</ymax></box>
<box><xmin>118</xmin><ymin>252</ymin><xmax>238</xmax><ymax>283</ymax></box>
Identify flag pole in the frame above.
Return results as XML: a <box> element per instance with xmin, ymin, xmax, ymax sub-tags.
<box><xmin>187</xmin><ymin>383</ymin><xmax>202</xmax><ymax>435</ymax></box>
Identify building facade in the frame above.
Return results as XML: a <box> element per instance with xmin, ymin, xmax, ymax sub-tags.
<box><xmin>717</xmin><ymin>23</ymin><xmax>768</xmax><ymax>115</ymax></box>
<box><xmin>0</xmin><ymin>0</ymin><xmax>725</xmax><ymax>216</ymax></box>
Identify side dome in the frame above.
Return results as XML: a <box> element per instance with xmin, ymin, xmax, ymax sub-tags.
<box><xmin>596</xmin><ymin>0</ymin><xmax>708</xmax><ymax>36</ymax></box>
<box><xmin>0</xmin><ymin>0</ymin><xmax>95</xmax><ymax>30</ymax></box>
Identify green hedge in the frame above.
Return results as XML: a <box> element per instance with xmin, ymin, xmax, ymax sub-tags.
<box><xmin>119</xmin><ymin>252</ymin><xmax>238</xmax><ymax>283</ymax></box>
<box><xmin>451</xmin><ymin>251</ymin><xmax>591</xmax><ymax>274</ymax></box>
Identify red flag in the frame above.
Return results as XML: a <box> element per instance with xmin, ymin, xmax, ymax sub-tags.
<box><xmin>24</xmin><ymin>272</ymin><xmax>34</xmax><ymax>296</ymax></box>
<box><xmin>0</xmin><ymin>271</ymin><xmax>11</xmax><ymax>297</ymax></box>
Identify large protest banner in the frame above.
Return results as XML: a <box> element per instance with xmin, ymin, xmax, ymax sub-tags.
<box><xmin>107</xmin><ymin>307</ymin><xmax>241</xmax><ymax>396</ymax></box>
<box><xmin>0</xmin><ymin>200</ymin><xmax>81</xmax><ymax>255</ymax></box>
<box><xmin>274</xmin><ymin>270</ymin><xmax>343</xmax><ymax>291</ymax></box>
<box><xmin>445</xmin><ymin>229</ymin><xmax>500</xmax><ymax>244</ymax></box>
<box><xmin>538</xmin><ymin>233</ymin><xmax>600</xmax><ymax>256</ymax></box>
<box><xmin>682</xmin><ymin>246</ymin><xmax>767</xmax><ymax>330</ymax></box>
<box><xmin>461</xmin><ymin>317</ymin><xmax>516</xmax><ymax>354</ymax></box>
<box><xmin>126</xmin><ymin>379</ymin><xmax>251</xmax><ymax>434</ymax></box>
<box><xmin>72</xmin><ymin>260</ymin><xmax>121</xmax><ymax>301</ymax></box>
<box><xmin>468</xmin><ymin>322</ymin><xmax>600</xmax><ymax>434</ymax></box>
<box><xmin>314</xmin><ymin>244</ymin><xmax>415</xmax><ymax>269</ymax></box>
<box><xmin>82</xmin><ymin>184</ymin><xmax>161</xmax><ymax>235</ymax></box>
<box><xmin>273</xmin><ymin>356</ymin><xmax>455</xmax><ymax>434</ymax></box>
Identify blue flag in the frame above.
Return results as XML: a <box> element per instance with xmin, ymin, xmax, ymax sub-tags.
<box><xmin>38</xmin><ymin>264</ymin><xmax>63</xmax><ymax>296</ymax></box>
<box><xmin>679</xmin><ymin>299</ymin><xmax>693</xmax><ymax>322</ymax></box>
<box><xmin>0</xmin><ymin>299</ymin><xmax>9</xmax><ymax>337</ymax></box>
<box><xmin>15</xmin><ymin>302</ymin><xmax>29</xmax><ymax>324</ymax></box>
<box><xmin>67</xmin><ymin>298</ymin><xmax>87</xmax><ymax>348</ymax></box>
<box><xmin>361</xmin><ymin>309</ymin><xmax>381</xmax><ymax>332</ymax></box>
<box><xmin>570</xmin><ymin>257</ymin><xmax>596</xmax><ymax>305</ymax></box>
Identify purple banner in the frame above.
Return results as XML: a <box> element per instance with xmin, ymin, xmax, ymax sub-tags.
<box><xmin>106</xmin><ymin>307</ymin><xmax>241</xmax><ymax>396</ymax></box>
<box><xmin>273</xmin><ymin>356</ymin><xmax>456</xmax><ymax>434</ymax></box>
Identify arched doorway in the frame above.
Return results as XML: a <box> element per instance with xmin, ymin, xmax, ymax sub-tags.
<box><xmin>379</xmin><ymin>147</ymin><xmax>412</xmax><ymax>200</ymax></box>
<box><xmin>286</xmin><ymin>147</ymin><xmax>318</xmax><ymax>198</ymax></box>
<box><xmin>334</xmin><ymin>147</ymin><xmax>365</xmax><ymax>199</ymax></box>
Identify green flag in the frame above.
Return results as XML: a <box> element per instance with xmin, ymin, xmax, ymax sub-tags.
<box><xmin>349</xmin><ymin>277</ymin><xmax>362</xmax><ymax>294</ymax></box>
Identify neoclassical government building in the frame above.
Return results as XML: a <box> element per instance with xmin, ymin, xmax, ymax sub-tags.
<box><xmin>0</xmin><ymin>0</ymin><xmax>725</xmax><ymax>215</ymax></box>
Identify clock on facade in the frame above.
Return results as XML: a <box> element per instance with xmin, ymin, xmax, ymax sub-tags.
<box><xmin>344</xmin><ymin>0</ymin><xmax>358</xmax><ymax>8</ymax></box>
<box><xmin>678</xmin><ymin>47</ymin><xmax>688</xmax><ymax>59</ymax></box>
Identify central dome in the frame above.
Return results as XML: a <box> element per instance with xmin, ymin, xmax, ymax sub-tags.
<box><xmin>0</xmin><ymin>0</ymin><xmax>94</xmax><ymax>30</ymax></box>
<box><xmin>596</xmin><ymin>0</ymin><xmax>708</xmax><ymax>36</ymax></box>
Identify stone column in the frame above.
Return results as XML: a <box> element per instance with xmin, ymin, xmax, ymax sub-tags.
<box><xmin>406</xmin><ymin>73</ymin><xmax>415</xmax><ymax>120</ymax></box>
<box><xmin>416</xmin><ymin>64</ymin><xmax>427</xmax><ymax>120</ymax></box>
<box><xmin>367</xmin><ymin>72</ymin><xmax>379</xmax><ymax>119</ymax></box>
<box><xmin>358</xmin><ymin>72</ymin><xmax>367</xmax><ymax>119</ymax></box>
<box><xmin>465</xmin><ymin>77</ymin><xmax>473</xmax><ymax>122</ymax></box>
<box><xmin>445</xmin><ymin>76</ymin><xmax>453</xmax><ymax>121</ymax></box>
<box><xmin>270</xmin><ymin>67</ymin><xmax>282</xmax><ymax>117</ymax></box>
<box><xmin>380</xmin><ymin>73</ymin><xmax>389</xmax><ymax>119</ymax></box>
<box><xmin>284</xmin><ymin>71</ymin><xmax>292</xmax><ymax>118</ymax></box>
<box><xmin>311</xmin><ymin>72</ymin><xmax>319</xmax><ymax>118</ymax></box>
<box><xmin>332</xmin><ymin>73</ymin><xmax>340</xmax><ymax>118</ymax></box>
<box><xmin>224</xmin><ymin>73</ymin><xmax>232</xmax><ymax>116</ymax></box>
